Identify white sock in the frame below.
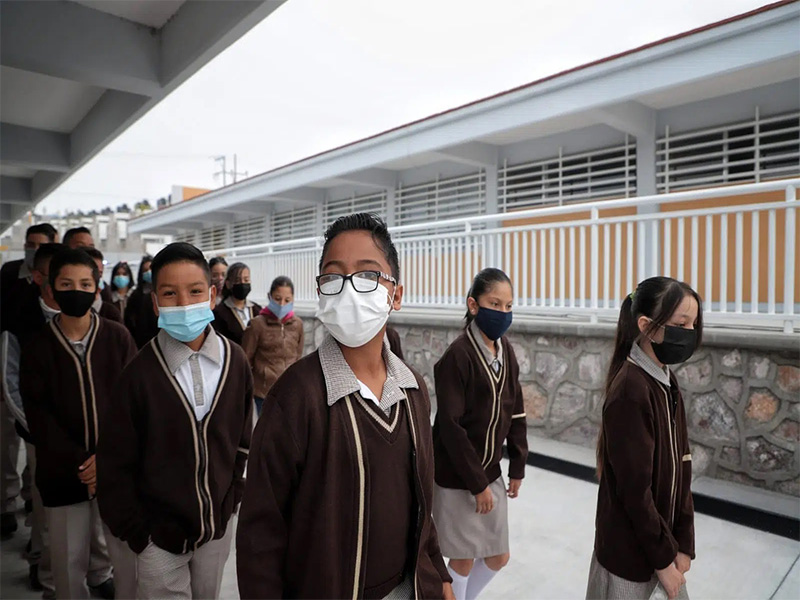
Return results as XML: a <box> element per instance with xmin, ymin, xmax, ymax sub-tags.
<box><xmin>465</xmin><ymin>559</ymin><xmax>500</xmax><ymax>600</ymax></box>
<box><xmin>448</xmin><ymin>565</ymin><xmax>470</xmax><ymax>600</ymax></box>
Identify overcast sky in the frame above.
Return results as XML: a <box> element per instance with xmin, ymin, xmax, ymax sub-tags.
<box><xmin>37</xmin><ymin>0</ymin><xmax>768</xmax><ymax>215</ymax></box>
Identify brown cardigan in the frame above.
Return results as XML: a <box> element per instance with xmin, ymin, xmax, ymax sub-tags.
<box><xmin>432</xmin><ymin>327</ymin><xmax>528</xmax><ymax>494</ymax></box>
<box><xmin>212</xmin><ymin>300</ymin><xmax>262</xmax><ymax>346</ymax></box>
<box><xmin>97</xmin><ymin>332</ymin><xmax>253</xmax><ymax>555</ymax></box>
<box><xmin>594</xmin><ymin>360</ymin><xmax>695</xmax><ymax>582</ymax></box>
<box><xmin>236</xmin><ymin>352</ymin><xmax>450</xmax><ymax>599</ymax></box>
<box><xmin>20</xmin><ymin>314</ymin><xmax>137</xmax><ymax>507</ymax></box>
<box><xmin>241</xmin><ymin>313</ymin><xmax>304</xmax><ymax>399</ymax></box>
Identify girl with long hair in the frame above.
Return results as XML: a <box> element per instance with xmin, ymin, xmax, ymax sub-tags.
<box><xmin>587</xmin><ymin>276</ymin><xmax>702</xmax><ymax>600</ymax></box>
<box><xmin>212</xmin><ymin>262</ymin><xmax>262</xmax><ymax>345</ymax></box>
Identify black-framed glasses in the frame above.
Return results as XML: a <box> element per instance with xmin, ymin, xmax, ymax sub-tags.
<box><xmin>316</xmin><ymin>270</ymin><xmax>397</xmax><ymax>296</ymax></box>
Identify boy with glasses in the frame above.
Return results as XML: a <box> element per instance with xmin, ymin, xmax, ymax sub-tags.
<box><xmin>237</xmin><ymin>213</ymin><xmax>453</xmax><ymax>600</ymax></box>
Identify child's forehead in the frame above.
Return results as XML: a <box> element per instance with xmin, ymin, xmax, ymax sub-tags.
<box><xmin>325</xmin><ymin>230</ymin><xmax>388</xmax><ymax>265</ymax></box>
<box><xmin>160</xmin><ymin>260</ymin><xmax>210</xmax><ymax>280</ymax></box>
<box><xmin>57</xmin><ymin>263</ymin><xmax>94</xmax><ymax>278</ymax></box>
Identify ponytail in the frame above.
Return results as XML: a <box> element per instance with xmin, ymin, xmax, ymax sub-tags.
<box><xmin>596</xmin><ymin>276</ymin><xmax>704</xmax><ymax>478</ymax></box>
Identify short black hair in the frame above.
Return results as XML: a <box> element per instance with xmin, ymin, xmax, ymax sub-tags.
<box><xmin>63</xmin><ymin>227</ymin><xmax>93</xmax><ymax>247</ymax></box>
<box><xmin>150</xmin><ymin>242</ymin><xmax>211</xmax><ymax>288</ymax></box>
<box><xmin>33</xmin><ymin>243</ymin><xmax>66</xmax><ymax>272</ymax></box>
<box><xmin>83</xmin><ymin>247</ymin><xmax>104</xmax><ymax>262</ymax></box>
<box><xmin>209</xmin><ymin>256</ymin><xmax>228</xmax><ymax>269</ymax></box>
<box><xmin>320</xmin><ymin>213</ymin><xmax>399</xmax><ymax>280</ymax></box>
<box><xmin>270</xmin><ymin>276</ymin><xmax>294</xmax><ymax>296</ymax></box>
<box><xmin>26</xmin><ymin>223</ymin><xmax>57</xmax><ymax>242</ymax></box>
<box><xmin>49</xmin><ymin>248</ymin><xmax>100</xmax><ymax>288</ymax></box>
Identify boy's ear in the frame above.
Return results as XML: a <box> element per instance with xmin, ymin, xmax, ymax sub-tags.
<box><xmin>209</xmin><ymin>283</ymin><xmax>217</xmax><ymax>310</ymax></box>
<box><xmin>151</xmin><ymin>291</ymin><xmax>160</xmax><ymax>317</ymax></box>
<box><xmin>32</xmin><ymin>270</ymin><xmax>43</xmax><ymax>287</ymax></box>
<box><xmin>392</xmin><ymin>284</ymin><xmax>403</xmax><ymax>311</ymax></box>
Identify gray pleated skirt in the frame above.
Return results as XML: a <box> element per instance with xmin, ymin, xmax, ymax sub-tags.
<box><xmin>586</xmin><ymin>552</ymin><xmax>690</xmax><ymax>600</ymax></box>
<box><xmin>432</xmin><ymin>476</ymin><xmax>509</xmax><ymax>559</ymax></box>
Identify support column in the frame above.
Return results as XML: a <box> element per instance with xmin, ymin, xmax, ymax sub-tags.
<box><xmin>636</xmin><ymin>120</ymin><xmax>658</xmax><ymax>280</ymax></box>
<box><xmin>385</xmin><ymin>187</ymin><xmax>396</xmax><ymax>227</ymax></box>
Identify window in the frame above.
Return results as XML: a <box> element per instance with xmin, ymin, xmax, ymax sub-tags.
<box><xmin>324</xmin><ymin>192</ymin><xmax>387</xmax><ymax>227</ymax></box>
<box><xmin>270</xmin><ymin>206</ymin><xmax>318</xmax><ymax>242</ymax></box>
<box><xmin>657</xmin><ymin>110</ymin><xmax>799</xmax><ymax>192</ymax></box>
<box><xmin>198</xmin><ymin>226</ymin><xmax>227</xmax><ymax>251</ymax></box>
<box><xmin>499</xmin><ymin>138</ymin><xmax>636</xmax><ymax>211</ymax></box>
<box><xmin>231</xmin><ymin>217</ymin><xmax>267</xmax><ymax>247</ymax></box>
<box><xmin>395</xmin><ymin>171</ymin><xmax>486</xmax><ymax>231</ymax></box>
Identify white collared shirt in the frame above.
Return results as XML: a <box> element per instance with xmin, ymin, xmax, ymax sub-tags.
<box><xmin>224</xmin><ymin>296</ymin><xmax>252</xmax><ymax>328</ymax></box>
<box><xmin>158</xmin><ymin>328</ymin><xmax>225</xmax><ymax>421</ymax></box>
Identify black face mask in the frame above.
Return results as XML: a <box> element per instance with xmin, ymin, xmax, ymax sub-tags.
<box><xmin>231</xmin><ymin>283</ymin><xmax>251</xmax><ymax>301</ymax></box>
<box><xmin>652</xmin><ymin>325</ymin><xmax>697</xmax><ymax>365</ymax></box>
<box><xmin>53</xmin><ymin>290</ymin><xmax>96</xmax><ymax>318</ymax></box>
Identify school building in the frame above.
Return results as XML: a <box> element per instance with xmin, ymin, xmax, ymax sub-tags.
<box><xmin>134</xmin><ymin>1</ymin><xmax>800</xmax><ymax>507</ymax></box>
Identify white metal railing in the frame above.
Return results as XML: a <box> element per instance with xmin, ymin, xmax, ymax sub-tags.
<box><xmin>207</xmin><ymin>179</ymin><xmax>800</xmax><ymax>333</ymax></box>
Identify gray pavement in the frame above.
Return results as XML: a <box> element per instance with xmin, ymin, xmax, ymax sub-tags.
<box><xmin>2</xmin><ymin>463</ymin><xmax>798</xmax><ymax>599</ymax></box>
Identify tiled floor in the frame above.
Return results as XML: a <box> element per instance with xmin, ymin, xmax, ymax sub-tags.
<box><xmin>2</xmin><ymin>463</ymin><xmax>798</xmax><ymax>599</ymax></box>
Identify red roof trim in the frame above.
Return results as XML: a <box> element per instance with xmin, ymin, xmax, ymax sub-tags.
<box><xmin>150</xmin><ymin>0</ymin><xmax>796</xmax><ymax>213</ymax></box>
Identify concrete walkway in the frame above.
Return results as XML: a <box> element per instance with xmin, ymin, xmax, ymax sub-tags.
<box><xmin>2</xmin><ymin>464</ymin><xmax>798</xmax><ymax>599</ymax></box>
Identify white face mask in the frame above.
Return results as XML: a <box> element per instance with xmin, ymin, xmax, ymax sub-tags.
<box><xmin>316</xmin><ymin>281</ymin><xmax>393</xmax><ymax>348</ymax></box>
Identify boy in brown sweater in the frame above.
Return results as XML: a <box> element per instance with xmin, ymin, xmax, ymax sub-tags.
<box><xmin>237</xmin><ymin>213</ymin><xmax>453</xmax><ymax>599</ymax></box>
<box><xmin>97</xmin><ymin>242</ymin><xmax>253</xmax><ymax>600</ymax></box>
<box><xmin>20</xmin><ymin>248</ymin><xmax>137</xmax><ymax>600</ymax></box>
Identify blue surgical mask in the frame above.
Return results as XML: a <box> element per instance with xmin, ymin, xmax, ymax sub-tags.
<box><xmin>474</xmin><ymin>307</ymin><xmax>513</xmax><ymax>341</ymax></box>
<box><xmin>142</xmin><ymin>271</ymin><xmax>152</xmax><ymax>284</ymax></box>
<box><xmin>113</xmin><ymin>275</ymin><xmax>130</xmax><ymax>289</ymax></box>
<box><xmin>268</xmin><ymin>298</ymin><xmax>293</xmax><ymax>320</ymax></box>
<box><xmin>157</xmin><ymin>296</ymin><xmax>215</xmax><ymax>343</ymax></box>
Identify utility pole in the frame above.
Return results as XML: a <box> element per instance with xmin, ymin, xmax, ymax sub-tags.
<box><xmin>214</xmin><ymin>155</ymin><xmax>227</xmax><ymax>186</ymax></box>
<box><xmin>231</xmin><ymin>154</ymin><xmax>248</xmax><ymax>183</ymax></box>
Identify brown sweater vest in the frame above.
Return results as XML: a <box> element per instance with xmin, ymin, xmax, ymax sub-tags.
<box><xmin>352</xmin><ymin>394</ymin><xmax>415</xmax><ymax>599</ymax></box>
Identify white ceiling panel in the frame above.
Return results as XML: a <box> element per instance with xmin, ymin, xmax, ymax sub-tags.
<box><xmin>0</xmin><ymin>66</ymin><xmax>104</xmax><ymax>133</ymax></box>
<box><xmin>73</xmin><ymin>0</ymin><xmax>185</xmax><ymax>28</ymax></box>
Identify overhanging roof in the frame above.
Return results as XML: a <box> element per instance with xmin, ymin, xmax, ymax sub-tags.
<box><xmin>0</xmin><ymin>0</ymin><xmax>285</xmax><ymax>232</ymax></box>
<box><xmin>128</xmin><ymin>0</ymin><xmax>800</xmax><ymax>235</ymax></box>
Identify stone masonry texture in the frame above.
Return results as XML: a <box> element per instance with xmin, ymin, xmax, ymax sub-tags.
<box><xmin>301</xmin><ymin>318</ymin><xmax>800</xmax><ymax>497</ymax></box>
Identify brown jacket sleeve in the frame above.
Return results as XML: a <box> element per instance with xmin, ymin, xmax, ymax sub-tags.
<box><xmin>20</xmin><ymin>339</ymin><xmax>91</xmax><ymax>470</ymax></box>
<box><xmin>240</xmin><ymin>319</ymin><xmax>259</xmax><ymax>371</ymax></box>
<box><xmin>96</xmin><ymin>365</ymin><xmax>151</xmax><ymax>554</ymax></box>
<box><xmin>505</xmin><ymin>343</ymin><xmax>528</xmax><ymax>480</ymax></box>
<box><xmin>604</xmin><ymin>376</ymin><xmax>679</xmax><ymax>570</ymax></box>
<box><xmin>295</xmin><ymin>319</ymin><xmax>305</xmax><ymax>360</ymax></box>
<box><xmin>234</xmin><ymin>355</ymin><xmax>254</xmax><ymax>507</ymax></box>
<box><xmin>672</xmin><ymin>396</ymin><xmax>695</xmax><ymax>559</ymax></box>
<box><xmin>236</xmin><ymin>396</ymin><xmax>303</xmax><ymax>599</ymax></box>
<box><xmin>434</xmin><ymin>345</ymin><xmax>490</xmax><ymax>495</ymax></box>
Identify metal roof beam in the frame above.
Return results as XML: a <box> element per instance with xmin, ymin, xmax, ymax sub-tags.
<box><xmin>0</xmin><ymin>123</ymin><xmax>70</xmax><ymax>173</ymax></box>
<box><xmin>431</xmin><ymin>142</ymin><xmax>499</xmax><ymax>167</ymax></box>
<box><xmin>591</xmin><ymin>101</ymin><xmax>656</xmax><ymax>137</ymax></box>
<box><xmin>267</xmin><ymin>187</ymin><xmax>326</xmax><ymax>204</ymax></box>
<box><xmin>332</xmin><ymin>168</ymin><xmax>397</xmax><ymax>189</ymax></box>
<box><xmin>0</xmin><ymin>1</ymin><xmax>161</xmax><ymax>96</ymax></box>
<box><xmin>1</xmin><ymin>176</ymin><xmax>32</xmax><ymax>204</ymax></box>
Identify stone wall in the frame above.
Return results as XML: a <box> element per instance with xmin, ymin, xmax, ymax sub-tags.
<box><xmin>301</xmin><ymin>317</ymin><xmax>800</xmax><ymax>497</ymax></box>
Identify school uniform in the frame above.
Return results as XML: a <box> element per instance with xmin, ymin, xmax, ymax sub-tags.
<box><xmin>237</xmin><ymin>334</ymin><xmax>451</xmax><ymax>599</ymax></box>
<box><xmin>19</xmin><ymin>312</ymin><xmax>138</xmax><ymax>600</ymax></box>
<box><xmin>124</xmin><ymin>284</ymin><xmax>159</xmax><ymax>349</ymax></box>
<box><xmin>386</xmin><ymin>325</ymin><xmax>404</xmax><ymax>359</ymax></box>
<box><xmin>0</xmin><ymin>259</ymin><xmax>36</xmax><ymax>527</ymax></box>
<box><xmin>432</xmin><ymin>320</ymin><xmax>528</xmax><ymax>560</ymax></box>
<box><xmin>99</xmin><ymin>285</ymin><xmax>113</xmax><ymax>304</ymax></box>
<box><xmin>212</xmin><ymin>296</ymin><xmax>262</xmax><ymax>346</ymax></box>
<box><xmin>91</xmin><ymin>295</ymin><xmax>123</xmax><ymax>324</ymax></box>
<box><xmin>111</xmin><ymin>288</ymin><xmax>133</xmax><ymax>321</ymax></box>
<box><xmin>97</xmin><ymin>327</ymin><xmax>253</xmax><ymax>600</ymax></box>
<box><xmin>586</xmin><ymin>343</ymin><xmax>694</xmax><ymax>600</ymax></box>
<box><xmin>240</xmin><ymin>310</ymin><xmax>303</xmax><ymax>415</ymax></box>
